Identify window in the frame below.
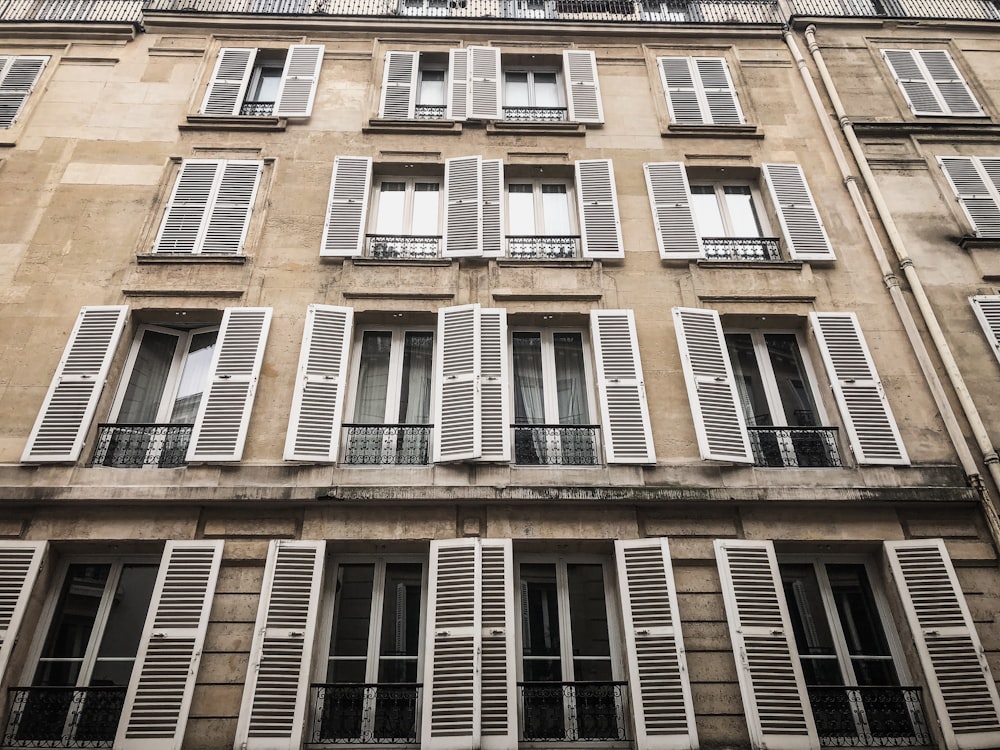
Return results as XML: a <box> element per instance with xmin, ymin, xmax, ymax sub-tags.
<box><xmin>367</xmin><ymin>176</ymin><xmax>443</xmax><ymax>259</ymax></box>
<box><xmin>416</xmin><ymin>65</ymin><xmax>446</xmax><ymax>116</ymax></box>
<box><xmin>657</xmin><ymin>55</ymin><xmax>744</xmax><ymax>126</ymax></box>
<box><xmin>200</xmin><ymin>45</ymin><xmax>324</xmax><ymax>118</ymax></box>
<box><xmin>938</xmin><ymin>156</ymin><xmax>1000</xmax><ymax>239</ymax></box>
<box><xmin>503</xmin><ymin>68</ymin><xmax>565</xmax><ymax>121</ymax></box>
<box><xmin>689</xmin><ymin>181</ymin><xmax>776</xmax><ymax>260</ymax></box>
<box><xmin>506</xmin><ymin>179</ymin><xmax>576</xmax><ymax>258</ymax></box>
<box><xmin>882</xmin><ymin>49</ymin><xmax>983</xmax><ymax>117</ymax></box>
<box><xmin>0</xmin><ymin>55</ymin><xmax>47</xmax><ymax>128</ymax></box>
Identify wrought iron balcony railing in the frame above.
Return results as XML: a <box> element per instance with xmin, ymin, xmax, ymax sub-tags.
<box><xmin>748</xmin><ymin>426</ymin><xmax>842</xmax><ymax>468</ymax></box>
<box><xmin>239</xmin><ymin>100</ymin><xmax>275</xmax><ymax>115</ymax></box>
<box><xmin>91</xmin><ymin>423</ymin><xmax>193</xmax><ymax>468</ymax></box>
<box><xmin>0</xmin><ymin>0</ymin><xmax>143</xmax><ymax>22</ymax></box>
<box><xmin>365</xmin><ymin>234</ymin><xmax>442</xmax><ymax>259</ymax></box>
<box><xmin>502</xmin><ymin>106</ymin><xmax>568</xmax><ymax>122</ymax></box>
<box><xmin>702</xmin><ymin>236</ymin><xmax>782</xmax><ymax>262</ymax></box>
<box><xmin>519</xmin><ymin>681</ymin><xmax>628</xmax><ymax>742</ymax></box>
<box><xmin>414</xmin><ymin>104</ymin><xmax>447</xmax><ymax>119</ymax></box>
<box><xmin>342</xmin><ymin>424</ymin><xmax>432</xmax><ymax>465</ymax></box>
<box><xmin>513</xmin><ymin>424</ymin><xmax>600</xmax><ymax>465</ymax></box>
<box><xmin>807</xmin><ymin>685</ymin><xmax>933</xmax><ymax>747</ymax></box>
<box><xmin>788</xmin><ymin>0</ymin><xmax>1000</xmax><ymax>20</ymax></box>
<box><xmin>310</xmin><ymin>683</ymin><xmax>421</xmax><ymax>744</ymax></box>
<box><xmin>2</xmin><ymin>686</ymin><xmax>126</xmax><ymax>749</ymax></box>
<box><xmin>506</xmin><ymin>235</ymin><xmax>580</xmax><ymax>259</ymax></box>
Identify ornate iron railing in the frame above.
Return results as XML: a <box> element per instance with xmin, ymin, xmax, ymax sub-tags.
<box><xmin>519</xmin><ymin>681</ymin><xmax>628</xmax><ymax>741</ymax></box>
<box><xmin>507</xmin><ymin>236</ymin><xmax>580</xmax><ymax>259</ymax></box>
<box><xmin>342</xmin><ymin>424</ymin><xmax>432</xmax><ymax>465</ymax></box>
<box><xmin>808</xmin><ymin>686</ymin><xmax>932</xmax><ymax>747</ymax></box>
<box><xmin>513</xmin><ymin>424</ymin><xmax>600</xmax><ymax>465</ymax></box>
<box><xmin>702</xmin><ymin>236</ymin><xmax>782</xmax><ymax>261</ymax></box>
<box><xmin>414</xmin><ymin>104</ymin><xmax>447</xmax><ymax>119</ymax></box>
<box><xmin>747</xmin><ymin>426</ymin><xmax>842</xmax><ymax>468</ymax></box>
<box><xmin>502</xmin><ymin>106</ymin><xmax>568</xmax><ymax>122</ymax></box>
<box><xmin>789</xmin><ymin>0</ymin><xmax>1000</xmax><ymax>20</ymax></box>
<box><xmin>365</xmin><ymin>235</ymin><xmax>442</xmax><ymax>259</ymax></box>
<box><xmin>310</xmin><ymin>683</ymin><xmax>421</xmax><ymax>744</ymax></box>
<box><xmin>2</xmin><ymin>687</ymin><xmax>126</xmax><ymax>748</ymax></box>
<box><xmin>239</xmin><ymin>100</ymin><xmax>275</xmax><ymax>115</ymax></box>
<box><xmin>0</xmin><ymin>0</ymin><xmax>143</xmax><ymax>22</ymax></box>
<box><xmin>91</xmin><ymin>424</ymin><xmax>193</xmax><ymax>468</ymax></box>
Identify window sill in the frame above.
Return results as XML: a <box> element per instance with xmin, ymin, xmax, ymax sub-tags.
<box><xmin>364</xmin><ymin>118</ymin><xmax>463</xmax><ymax>135</ymax></box>
<box><xmin>852</xmin><ymin>119</ymin><xmax>1000</xmax><ymax>138</ymax></box>
<box><xmin>696</xmin><ymin>258</ymin><xmax>803</xmax><ymax>271</ymax></box>
<box><xmin>137</xmin><ymin>253</ymin><xmax>247</xmax><ymax>264</ymax></box>
<box><xmin>347</xmin><ymin>257</ymin><xmax>452</xmax><ymax>268</ymax></box>
<box><xmin>496</xmin><ymin>258</ymin><xmax>595</xmax><ymax>269</ymax></box>
<box><xmin>959</xmin><ymin>236</ymin><xmax>1000</xmax><ymax>251</ymax></box>
<box><xmin>487</xmin><ymin>120</ymin><xmax>586</xmax><ymax>136</ymax></box>
<box><xmin>663</xmin><ymin>123</ymin><xmax>762</xmax><ymax>139</ymax></box>
<box><xmin>181</xmin><ymin>115</ymin><xmax>287</xmax><ymax>132</ymax></box>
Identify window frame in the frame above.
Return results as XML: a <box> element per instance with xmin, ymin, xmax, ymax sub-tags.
<box><xmin>508</xmin><ymin>327</ymin><xmax>598</xmax><ymax>427</ymax></box>
<box><xmin>416</xmin><ymin>64</ymin><xmax>447</xmax><ymax>108</ymax></box>
<box><xmin>368</xmin><ymin>175</ymin><xmax>444</xmax><ymax>238</ymax></box>
<box><xmin>504</xmin><ymin>177</ymin><xmax>577</xmax><ymax>238</ymax></box>
<box><xmin>502</xmin><ymin>66</ymin><xmax>565</xmax><ymax>109</ymax></box>
<box><xmin>687</xmin><ymin>180</ymin><xmax>771</xmax><ymax>239</ymax></box>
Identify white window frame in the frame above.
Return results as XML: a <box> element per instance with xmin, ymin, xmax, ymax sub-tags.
<box><xmin>502</xmin><ymin>66</ymin><xmax>565</xmax><ymax>109</ymax></box>
<box><xmin>416</xmin><ymin>63</ymin><xmax>447</xmax><ymax>109</ymax></box>
<box><xmin>369</xmin><ymin>176</ymin><xmax>444</xmax><ymax>237</ymax></box>
<box><xmin>509</xmin><ymin>327</ymin><xmax>597</xmax><ymax>426</ymax></box>
<box><xmin>243</xmin><ymin>52</ymin><xmax>286</xmax><ymax>108</ymax></box>
<box><xmin>504</xmin><ymin>178</ymin><xmax>578</xmax><ymax>236</ymax></box>
<box><xmin>688</xmin><ymin>180</ymin><xmax>771</xmax><ymax>238</ymax></box>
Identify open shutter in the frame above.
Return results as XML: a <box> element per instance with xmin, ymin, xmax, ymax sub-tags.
<box><xmin>117</xmin><ymin>540</ymin><xmax>224</xmax><ymax>750</ymax></box>
<box><xmin>715</xmin><ymin>539</ymin><xmax>819</xmax><ymax>750</ymax></box>
<box><xmin>563</xmin><ymin>49</ymin><xmax>603</xmax><ymax>124</ymax></box>
<box><xmin>468</xmin><ymin>46</ymin><xmax>502</xmax><ymax>121</ymax></box>
<box><xmin>658</xmin><ymin>56</ymin><xmax>703</xmax><ymax>125</ymax></box>
<box><xmin>0</xmin><ymin>56</ymin><xmax>47</xmax><ymax>128</ymax></box>
<box><xmin>201</xmin><ymin>47</ymin><xmax>256</xmax><ymax>115</ymax></box>
<box><xmin>810</xmin><ymin>312</ymin><xmax>908</xmax><ymax>465</ymax></box>
<box><xmin>478</xmin><ymin>308</ymin><xmax>510</xmax><ymax>463</ymax></box>
<box><xmin>22</xmin><ymin>305</ymin><xmax>128</xmax><ymax>463</ymax></box>
<box><xmin>590</xmin><ymin>310</ymin><xmax>655</xmax><ymax>464</ymax></box>
<box><xmin>444</xmin><ymin>156</ymin><xmax>483</xmax><ymax>257</ymax></box>
<box><xmin>576</xmin><ymin>159</ymin><xmax>624</xmax><ymax>259</ymax></box>
<box><xmin>284</xmin><ymin>304</ymin><xmax>354</xmax><ymax>462</ymax></box>
<box><xmin>447</xmin><ymin>48</ymin><xmax>469</xmax><ymax>121</ymax></box>
<box><xmin>671</xmin><ymin>307</ymin><xmax>753</xmax><ymax>463</ymax></box>
<box><xmin>695</xmin><ymin>57</ymin><xmax>743</xmax><ymax>125</ymax></box>
<box><xmin>154</xmin><ymin>160</ymin><xmax>220</xmax><ymax>254</ymax></box>
<box><xmin>763</xmin><ymin>163</ymin><xmax>835</xmax><ymax>261</ymax></box>
<box><xmin>187</xmin><ymin>307</ymin><xmax>272</xmax><ymax>463</ymax></box>
<box><xmin>615</xmin><ymin>538</ymin><xmax>697</xmax><ymax>750</ymax></box>
<box><xmin>380</xmin><ymin>51</ymin><xmax>418</xmax><ymax>119</ymax></box>
<box><xmin>480</xmin><ymin>539</ymin><xmax>517</xmax><ymax>750</ymax></box>
<box><xmin>200</xmin><ymin>160</ymin><xmax>262</xmax><ymax>255</ymax></box>
<box><xmin>320</xmin><ymin>156</ymin><xmax>372</xmax><ymax>257</ymax></box>
<box><xmin>422</xmin><ymin>538</ymin><xmax>482</xmax><ymax>750</ymax></box>
<box><xmin>939</xmin><ymin>156</ymin><xmax>1000</xmax><ymax>238</ymax></box>
<box><xmin>0</xmin><ymin>542</ymin><xmax>47</xmax><ymax>682</ymax></box>
<box><xmin>235</xmin><ymin>540</ymin><xmax>326</xmax><ymax>750</ymax></box>
<box><xmin>885</xmin><ymin>540</ymin><xmax>1000</xmax><ymax>750</ymax></box>
<box><xmin>644</xmin><ymin>162</ymin><xmax>702</xmax><ymax>259</ymax></box>
<box><xmin>481</xmin><ymin>159</ymin><xmax>505</xmax><ymax>258</ymax></box>
<box><xmin>433</xmin><ymin>304</ymin><xmax>481</xmax><ymax>463</ymax></box>
<box><xmin>274</xmin><ymin>44</ymin><xmax>324</xmax><ymax>118</ymax></box>
<box><xmin>970</xmin><ymin>295</ymin><xmax>1000</xmax><ymax>367</ymax></box>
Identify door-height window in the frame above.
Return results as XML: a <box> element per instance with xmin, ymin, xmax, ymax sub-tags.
<box><xmin>369</xmin><ymin>177</ymin><xmax>443</xmax><ymax>259</ymax></box>
<box><xmin>503</xmin><ymin>68</ymin><xmax>564</xmax><ymax>121</ymax></box>
<box><xmin>506</xmin><ymin>180</ymin><xmax>576</xmax><ymax>259</ymax></box>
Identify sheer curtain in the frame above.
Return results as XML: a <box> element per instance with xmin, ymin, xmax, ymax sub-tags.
<box><xmin>399</xmin><ymin>333</ymin><xmax>433</xmax><ymax>461</ymax></box>
<box><xmin>513</xmin><ymin>334</ymin><xmax>546</xmax><ymax>462</ymax></box>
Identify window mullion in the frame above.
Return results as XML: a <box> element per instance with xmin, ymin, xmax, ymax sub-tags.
<box><xmin>751</xmin><ymin>332</ymin><xmax>787</xmax><ymax>426</ymax></box>
<box><xmin>387</xmin><ymin>331</ymin><xmax>406</xmax><ymax>423</ymax></box>
<box><xmin>554</xmin><ymin>560</ymin><xmax>574</xmax><ymax>683</ymax></box>
<box><xmin>540</xmin><ymin>331</ymin><xmax>560</xmax><ymax>423</ymax></box>
<box><xmin>75</xmin><ymin>561</ymin><xmax>124</xmax><ymax>688</ymax></box>
<box><xmin>714</xmin><ymin>184</ymin><xmax>737</xmax><ymax>237</ymax></box>
<box><xmin>367</xmin><ymin>560</ymin><xmax>387</xmax><ymax>683</ymax></box>
<box><xmin>155</xmin><ymin>329</ymin><xmax>193</xmax><ymax>423</ymax></box>
<box><xmin>814</xmin><ymin>562</ymin><xmax>859</xmax><ymax>686</ymax></box>
<box><xmin>402</xmin><ymin>178</ymin><xmax>415</xmax><ymax>236</ymax></box>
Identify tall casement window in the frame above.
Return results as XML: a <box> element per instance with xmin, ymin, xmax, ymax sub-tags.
<box><xmin>503</xmin><ymin>67</ymin><xmax>564</xmax><ymax>121</ymax></box>
<box><xmin>506</xmin><ymin>178</ymin><xmax>577</xmax><ymax>259</ymax></box>
<box><xmin>368</xmin><ymin>176</ymin><xmax>443</xmax><ymax>259</ymax></box>
<box><xmin>881</xmin><ymin>49</ymin><xmax>983</xmax><ymax>117</ymax></box>
<box><xmin>0</xmin><ymin>55</ymin><xmax>48</xmax><ymax>128</ymax></box>
<box><xmin>938</xmin><ymin>156</ymin><xmax>1000</xmax><ymax>239</ymax></box>
<box><xmin>200</xmin><ymin>45</ymin><xmax>324</xmax><ymax>118</ymax></box>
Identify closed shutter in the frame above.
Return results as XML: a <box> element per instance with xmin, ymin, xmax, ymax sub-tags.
<box><xmin>154</xmin><ymin>160</ymin><xmax>220</xmax><ymax>254</ymax></box>
<box><xmin>695</xmin><ymin>57</ymin><xmax>743</xmax><ymax>125</ymax></box>
<box><xmin>715</xmin><ymin>539</ymin><xmax>819</xmax><ymax>750</ymax></box>
<box><xmin>274</xmin><ymin>44</ymin><xmax>324</xmax><ymax>118</ymax></box>
<box><xmin>199</xmin><ymin>160</ymin><xmax>262</xmax><ymax>255</ymax></box>
<box><xmin>614</xmin><ymin>538</ymin><xmax>697</xmax><ymax>750</ymax></box>
<box><xmin>447</xmin><ymin>48</ymin><xmax>469</xmax><ymax>121</ymax></box>
<box><xmin>644</xmin><ymin>162</ymin><xmax>702</xmax><ymax>259</ymax></box>
<box><xmin>0</xmin><ymin>56</ymin><xmax>47</xmax><ymax>128</ymax></box>
<box><xmin>763</xmin><ymin>163</ymin><xmax>835</xmax><ymax>261</ymax></box>
<box><xmin>234</xmin><ymin>540</ymin><xmax>326</xmax><ymax>750</ymax></box>
<box><xmin>917</xmin><ymin>50</ymin><xmax>982</xmax><ymax>115</ymax></box>
<box><xmin>970</xmin><ymin>295</ymin><xmax>1000</xmax><ymax>368</ymax></box>
<box><xmin>22</xmin><ymin>305</ymin><xmax>128</xmax><ymax>463</ymax></box>
<box><xmin>810</xmin><ymin>312</ymin><xmax>908</xmax><ymax>465</ymax></box>
<box><xmin>481</xmin><ymin>159</ymin><xmax>505</xmax><ymax>258</ymax></box>
<box><xmin>444</xmin><ymin>156</ymin><xmax>483</xmax><ymax>257</ymax></box>
<box><xmin>658</xmin><ymin>57</ymin><xmax>703</xmax><ymax>125</ymax></box>
<box><xmin>563</xmin><ymin>49</ymin><xmax>603</xmax><ymax>124</ymax></box>
<box><xmin>480</xmin><ymin>539</ymin><xmax>517</xmax><ymax>750</ymax></box>
<box><xmin>117</xmin><ymin>540</ymin><xmax>224</xmax><ymax>750</ymax></box>
<box><xmin>885</xmin><ymin>539</ymin><xmax>1000</xmax><ymax>750</ymax></box>
<box><xmin>201</xmin><ymin>47</ymin><xmax>256</xmax><ymax>115</ymax></box>
<box><xmin>590</xmin><ymin>310</ymin><xmax>655</xmax><ymax>464</ymax></box>
<box><xmin>187</xmin><ymin>307</ymin><xmax>272</xmax><ymax>462</ymax></box>
<box><xmin>671</xmin><ymin>307</ymin><xmax>753</xmax><ymax>463</ymax></box>
<box><xmin>433</xmin><ymin>304</ymin><xmax>481</xmax><ymax>463</ymax></box>
<box><xmin>284</xmin><ymin>304</ymin><xmax>354</xmax><ymax>462</ymax></box>
<box><xmin>882</xmin><ymin>49</ymin><xmax>942</xmax><ymax>115</ymax></box>
<box><xmin>320</xmin><ymin>156</ymin><xmax>372</xmax><ymax>257</ymax></box>
<box><xmin>939</xmin><ymin>156</ymin><xmax>1000</xmax><ymax>238</ymax></box>
<box><xmin>0</xmin><ymin>542</ymin><xmax>47</xmax><ymax>682</ymax></box>
<box><xmin>576</xmin><ymin>159</ymin><xmax>624</xmax><ymax>259</ymax></box>
<box><xmin>478</xmin><ymin>308</ymin><xmax>510</xmax><ymax>463</ymax></box>
<box><xmin>380</xmin><ymin>51</ymin><xmax>418</xmax><ymax>119</ymax></box>
<box><xmin>468</xmin><ymin>46</ymin><xmax>502</xmax><ymax>120</ymax></box>
<box><xmin>882</xmin><ymin>49</ymin><xmax>982</xmax><ymax>117</ymax></box>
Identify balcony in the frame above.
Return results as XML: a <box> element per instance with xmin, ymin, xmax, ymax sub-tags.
<box><xmin>506</xmin><ymin>236</ymin><xmax>580</xmax><ymax>259</ymax></box>
<box><xmin>513</xmin><ymin>425</ymin><xmax>600</xmax><ymax>466</ymax></box>
<box><xmin>365</xmin><ymin>235</ymin><xmax>442</xmax><ymax>260</ymax></box>
<box><xmin>239</xmin><ymin>100</ymin><xmax>274</xmax><ymax>116</ymax></box>
<box><xmin>0</xmin><ymin>0</ymin><xmax>142</xmax><ymax>22</ymax></box>
<box><xmin>502</xmin><ymin>106</ymin><xmax>568</xmax><ymax>122</ymax></box>
<box><xmin>414</xmin><ymin>104</ymin><xmax>447</xmax><ymax>119</ymax></box>
<box><xmin>342</xmin><ymin>424</ymin><xmax>431</xmax><ymax>465</ymax></box>
<box><xmin>748</xmin><ymin>426</ymin><xmax>842</xmax><ymax>468</ymax></box>
<box><xmin>310</xmin><ymin>683</ymin><xmax>421</xmax><ymax>744</ymax></box>
<box><xmin>702</xmin><ymin>236</ymin><xmax>782</xmax><ymax>262</ymax></box>
<box><xmin>519</xmin><ymin>681</ymin><xmax>628</xmax><ymax>741</ymax></box>
<box><xmin>808</xmin><ymin>685</ymin><xmax>933</xmax><ymax>747</ymax></box>
<box><xmin>788</xmin><ymin>0</ymin><xmax>1000</xmax><ymax>20</ymax></box>
<box><xmin>2</xmin><ymin>687</ymin><xmax>126</xmax><ymax>749</ymax></box>
<box><xmin>91</xmin><ymin>424</ymin><xmax>193</xmax><ymax>468</ymax></box>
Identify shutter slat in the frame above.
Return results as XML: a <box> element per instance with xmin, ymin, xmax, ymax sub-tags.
<box><xmin>644</xmin><ymin>162</ymin><xmax>702</xmax><ymax>259</ymax></box>
<box><xmin>444</xmin><ymin>156</ymin><xmax>483</xmax><ymax>257</ymax></box>
<box><xmin>201</xmin><ymin>47</ymin><xmax>255</xmax><ymax>115</ymax></box>
<box><xmin>380</xmin><ymin>51</ymin><xmax>418</xmax><ymax>119</ymax></box>
<box><xmin>576</xmin><ymin>159</ymin><xmax>624</xmax><ymax>259</ymax></box>
<box><xmin>321</xmin><ymin>156</ymin><xmax>372</xmax><ymax>257</ymax></box>
<box><xmin>468</xmin><ymin>46</ymin><xmax>501</xmax><ymax>120</ymax></box>
<box><xmin>274</xmin><ymin>44</ymin><xmax>324</xmax><ymax>118</ymax></box>
<box><xmin>563</xmin><ymin>50</ymin><xmax>603</xmax><ymax>124</ymax></box>
<box><xmin>0</xmin><ymin>56</ymin><xmax>47</xmax><ymax>128</ymax></box>
<box><xmin>479</xmin><ymin>308</ymin><xmax>510</xmax><ymax>463</ymax></box>
<box><xmin>763</xmin><ymin>163</ymin><xmax>835</xmax><ymax>261</ymax></box>
<box><xmin>0</xmin><ymin>542</ymin><xmax>47</xmax><ymax>682</ymax></box>
<box><xmin>433</xmin><ymin>304</ymin><xmax>481</xmax><ymax>462</ymax></box>
<box><xmin>480</xmin><ymin>540</ymin><xmax>516</xmax><ymax>750</ymax></box>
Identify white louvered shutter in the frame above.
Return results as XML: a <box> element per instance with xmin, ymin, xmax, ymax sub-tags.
<box><xmin>615</xmin><ymin>538</ymin><xmax>697</xmax><ymax>750</ymax></box>
<box><xmin>644</xmin><ymin>162</ymin><xmax>702</xmax><ymax>259</ymax></box>
<box><xmin>284</xmin><ymin>305</ymin><xmax>354</xmax><ymax>462</ymax></box>
<box><xmin>201</xmin><ymin>47</ymin><xmax>256</xmax><ymax>115</ymax></box>
<box><xmin>695</xmin><ymin>57</ymin><xmax>743</xmax><ymax>125</ymax></box>
<box><xmin>563</xmin><ymin>50</ymin><xmax>603</xmax><ymax>124</ymax></box>
<box><xmin>590</xmin><ymin>310</ymin><xmax>655</xmax><ymax>464</ymax></box>
<box><xmin>885</xmin><ymin>540</ymin><xmax>1000</xmax><ymax>750</ymax></box>
<box><xmin>234</xmin><ymin>540</ymin><xmax>326</xmax><ymax>750</ymax></box>
<box><xmin>763</xmin><ymin>163</ymin><xmax>835</xmax><ymax>261</ymax></box>
<box><xmin>444</xmin><ymin>156</ymin><xmax>483</xmax><ymax>257</ymax></box>
<box><xmin>671</xmin><ymin>307</ymin><xmax>753</xmax><ymax>463</ymax></box>
<box><xmin>0</xmin><ymin>56</ymin><xmax>47</xmax><ymax>128</ymax></box>
<box><xmin>447</xmin><ymin>48</ymin><xmax>469</xmax><ymax>121</ymax></box>
<box><xmin>481</xmin><ymin>159</ymin><xmax>505</xmax><ymax>258</ymax></box>
<box><xmin>468</xmin><ymin>46</ymin><xmax>502</xmax><ymax>121</ymax></box>
<box><xmin>576</xmin><ymin>159</ymin><xmax>624</xmax><ymax>259</ymax></box>
<box><xmin>658</xmin><ymin>57</ymin><xmax>703</xmax><ymax>125</ymax></box>
<box><xmin>274</xmin><ymin>44</ymin><xmax>324</xmax><ymax>118</ymax></box>
<box><xmin>810</xmin><ymin>312</ymin><xmax>908</xmax><ymax>465</ymax></box>
<box><xmin>22</xmin><ymin>305</ymin><xmax>128</xmax><ymax>463</ymax></box>
<box><xmin>715</xmin><ymin>539</ymin><xmax>819</xmax><ymax>750</ymax></box>
<box><xmin>117</xmin><ymin>540</ymin><xmax>224</xmax><ymax>750</ymax></box>
<box><xmin>200</xmin><ymin>160</ymin><xmax>262</xmax><ymax>255</ymax></box>
<box><xmin>433</xmin><ymin>304</ymin><xmax>481</xmax><ymax>463</ymax></box>
<box><xmin>939</xmin><ymin>156</ymin><xmax>1000</xmax><ymax>238</ymax></box>
<box><xmin>478</xmin><ymin>308</ymin><xmax>510</xmax><ymax>463</ymax></box>
<box><xmin>320</xmin><ymin>156</ymin><xmax>372</xmax><ymax>257</ymax></box>
<box><xmin>882</xmin><ymin>49</ymin><xmax>982</xmax><ymax>117</ymax></box>
<box><xmin>187</xmin><ymin>307</ymin><xmax>272</xmax><ymax>462</ymax></box>
<box><xmin>480</xmin><ymin>539</ymin><xmax>517</xmax><ymax>750</ymax></box>
<box><xmin>0</xmin><ymin>542</ymin><xmax>47</xmax><ymax>682</ymax></box>
<box><xmin>154</xmin><ymin>160</ymin><xmax>220</xmax><ymax>254</ymax></box>
<box><xmin>422</xmin><ymin>538</ymin><xmax>482</xmax><ymax>750</ymax></box>
<box><xmin>971</xmin><ymin>295</ymin><xmax>1000</xmax><ymax>367</ymax></box>
<box><xmin>380</xmin><ymin>51</ymin><xmax>418</xmax><ymax>119</ymax></box>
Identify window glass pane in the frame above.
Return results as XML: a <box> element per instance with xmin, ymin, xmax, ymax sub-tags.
<box><xmin>354</xmin><ymin>332</ymin><xmax>392</xmax><ymax>423</ymax></box>
<box><xmin>328</xmin><ymin>564</ymin><xmax>376</xmax><ymax>682</ymax></box>
<box><xmin>91</xmin><ymin>564</ymin><xmax>158</xmax><ymax>686</ymax></box>
<box><xmin>418</xmin><ymin>69</ymin><xmax>445</xmax><ymax>106</ymax></box>
<box><xmin>540</xmin><ymin>184</ymin><xmax>571</xmax><ymax>235</ymax></box>
<box><xmin>508</xmin><ymin>184</ymin><xmax>536</xmax><ymax>235</ymax></box>
<box><xmin>533</xmin><ymin>72</ymin><xmax>560</xmax><ymax>107</ymax></box>
<box><xmin>780</xmin><ymin>562</ymin><xmax>844</xmax><ymax>686</ymax></box>
<box><xmin>377</xmin><ymin>563</ymin><xmax>422</xmax><ymax>683</ymax></box>
<box><xmin>513</xmin><ymin>333</ymin><xmax>545</xmax><ymax>424</ymax></box>
<box><xmin>249</xmin><ymin>66</ymin><xmax>282</xmax><ymax>103</ymax></box>
<box><xmin>725</xmin><ymin>333</ymin><xmax>772</xmax><ymax>426</ymax></box>
<box><xmin>690</xmin><ymin>185</ymin><xmax>726</xmax><ymax>237</ymax></box>
<box><xmin>118</xmin><ymin>330</ymin><xmax>178</xmax><ymax>424</ymax></box>
<box><xmin>723</xmin><ymin>185</ymin><xmax>762</xmax><ymax>237</ymax></box>
<box><xmin>399</xmin><ymin>332</ymin><xmax>433</xmax><ymax>423</ymax></box>
<box><xmin>764</xmin><ymin>334</ymin><xmax>819</xmax><ymax>427</ymax></box>
<box><xmin>520</xmin><ymin>563</ymin><xmax>561</xmax><ymax>681</ymax></box>
<box><xmin>827</xmin><ymin>564</ymin><xmax>898</xmax><ymax>686</ymax></box>
<box><xmin>504</xmin><ymin>71</ymin><xmax>530</xmax><ymax>107</ymax></box>
<box><xmin>553</xmin><ymin>333</ymin><xmax>587</xmax><ymax>424</ymax></box>
<box><xmin>375</xmin><ymin>182</ymin><xmax>406</xmax><ymax>235</ymax></box>
<box><xmin>410</xmin><ymin>183</ymin><xmax>440</xmax><ymax>236</ymax></box>
<box><xmin>566</xmin><ymin>564</ymin><xmax>610</xmax><ymax>659</ymax></box>
<box><xmin>170</xmin><ymin>330</ymin><xmax>218</xmax><ymax>424</ymax></box>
